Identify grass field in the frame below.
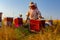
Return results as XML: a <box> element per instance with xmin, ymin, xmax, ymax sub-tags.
<box><xmin>0</xmin><ymin>20</ymin><xmax>60</xmax><ymax>40</ymax></box>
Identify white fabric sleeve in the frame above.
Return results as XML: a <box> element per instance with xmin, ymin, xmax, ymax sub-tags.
<box><xmin>26</xmin><ymin>11</ymin><xmax>30</xmax><ymax>17</ymax></box>
<box><xmin>38</xmin><ymin>10</ymin><xmax>42</xmax><ymax>17</ymax></box>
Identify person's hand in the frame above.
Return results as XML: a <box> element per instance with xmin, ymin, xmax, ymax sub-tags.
<box><xmin>39</xmin><ymin>16</ymin><xmax>44</xmax><ymax>19</ymax></box>
<box><xmin>42</xmin><ymin>17</ymin><xmax>44</xmax><ymax>19</ymax></box>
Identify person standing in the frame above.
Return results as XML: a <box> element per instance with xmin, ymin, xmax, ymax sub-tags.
<box><xmin>26</xmin><ymin>2</ymin><xmax>44</xmax><ymax>33</ymax></box>
<box><xmin>26</xmin><ymin>2</ymin><xmax>43</xmax><ymax>21</ymax></box>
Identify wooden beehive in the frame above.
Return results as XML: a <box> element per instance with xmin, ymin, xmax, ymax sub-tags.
<box><xmin>14</xmin><ymin>18</ymin><xmax>23</xmax><ymax>28</ymax></box>
<box><xmin>30</xmin><ymin>20</ymin><xmax>41</xmax><ymax>32</ymax></box>
<box><xmin>4</xmin><ymin>17</ymin><xmax>13</xmax><ymax>26</ymax></box>
<box><xmin>41</xmin><ymin>20</ymin><xmax>45</xmax><ymax>28</ymax></box>
<box><xmin>0</xmin><ymin>12</ymin><xmax>2</xmax><ymax>27</ymax></box>
<box><xmin>30</xmin><ymin>19</ymin><xmax>45</xmax><ymax>32</ymax></box>
<box><xmin>49</xmin><ymin>20</ymin><xmax>53</xmax><ymax>26</ymax></box>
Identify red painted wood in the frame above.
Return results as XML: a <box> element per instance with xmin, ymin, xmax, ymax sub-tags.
<box><xmin>14</xmin><ymin>18</ymin><xmax>23</xmax><ymax>28</ymax></box>
<box><xmin>30</xmin><ymin>20</ymin><xmax>41</xmax><ymax>32</ymax></box>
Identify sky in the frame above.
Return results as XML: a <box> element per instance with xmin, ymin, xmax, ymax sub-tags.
<box><xmin>0</xmin><ymin>0</ymin><xmax>60</xmax><ymax>19</ymax></box>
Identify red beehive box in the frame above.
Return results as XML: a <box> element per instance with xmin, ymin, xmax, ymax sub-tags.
<box><xmin>14</xmin><ymin>18</ymin><xmax>23</xmax><ymax>28</ymax></box>
<box><xmin>30</xmin><ymin>20</ymin><xmax>41</xmax><ymax>32</ymax></box>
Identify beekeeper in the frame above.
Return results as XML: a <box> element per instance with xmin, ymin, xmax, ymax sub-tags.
<box><xmin>26</xmin><ymin>2</ymin><xmax>44</xmax><ymax>21</ymax></box>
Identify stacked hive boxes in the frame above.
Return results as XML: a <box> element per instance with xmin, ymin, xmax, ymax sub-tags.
<box><xmin>0</xmin><ymin>12</ymin><xmax>2</xmax><ymax>27</ymax></box>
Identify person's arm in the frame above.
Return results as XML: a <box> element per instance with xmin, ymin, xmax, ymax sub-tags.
<box><xmin>26</xmin><ymin>11</ymin><xmax>30</xmax><ymax>22</ymax></box>
<box><xmin>26</xmin><ymin>11</ymin><xmax>30</xmax><ymax>19</ymax></box>
<box><xmin>38</xmin><ymin>11</ymin><xmax>44</xmax><ymax>19</ymax></box>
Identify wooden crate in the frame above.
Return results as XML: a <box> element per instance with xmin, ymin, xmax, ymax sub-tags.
<box><xmin>30</xmin><ymin>20</ymin><xmax>45</xmax><ymax>32</ymax></box>
<box><xmin>0</xmin><ymin>12</ymin><xmax>2</xmax><ymax>27</ymax></box>
<box><xmin>14</xmin><ymin>18</ymin><xmax>23</xmax><ymax>28</ymax></box>
<box><xmin>30</xmin><ymin>20</ymin><xmax>41</xmax><ymax>32</ymax></box>
<box><xmin>4</xmin><ymin>17</ymin><xmax>13</xmax><ymax>26</ymax></box>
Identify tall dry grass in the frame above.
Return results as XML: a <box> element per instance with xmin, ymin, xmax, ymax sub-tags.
<box><xmin>0</xmin><ymin>20</ymin><xmax>60</xmax><ymax>40</ymax></box>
